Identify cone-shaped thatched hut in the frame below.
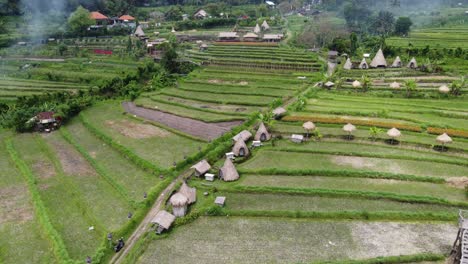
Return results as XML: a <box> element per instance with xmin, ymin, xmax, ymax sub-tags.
<box><xmin>219</xmin><ymin>158</ymin><xmax>239</xmax><ymax>182</ymax></box>
<box><xmin>391</xmin><ymin>56</ymin><xmax>402</xmax><ymax>68</ymax></box>
<box><xmin>439</xmin><ymin>85</ymin><xmax>450</xmax><ymax>94</ymax></box>
<box><xmin>436</xmin><ymin>133</ymin><xmax>453</xmax><ymax>145</ymax></box>
<box><xmin>352</xmin><ymin>80</ymin><xmax>362</xmax><ymax>88</ymax></box>
<box><xmin>343</xmin><ymin>58</ymin><xmax>352</xmax><ymax>70</ymax></box>
<box><xmin>254</xmin><ymin>122</ymin><xmax>271</xmax><ymax>141</ymax></box>
<box><xmin>407</xmin><ymin>57</ymin><xmax>418</xmax><ymax>69</ymax></box>
<box><xmin>169</xmin><ymin>193</ymin><xmax>189</xmax><ymax>217</ymax></box>
<box><xmin>134</xmin><ymin>25</ymin><xmax>145</xmax><ymax>37</ymax></box>
<box><xmin>254</xmin><ymin>23</ymin><xmax>261</xmax><ymax>34</ymax></box>
<box><xmin>261</xmin><ymin>20</ymin><xmax>270</xmax><ymax>30</ymax></box>
<box><xmin>390</xmin><ymin>82</ymin><xmax>401</xmax><ymax>89</ymax></box>
<box><xmin>370</xmin><ymin>49</ymin><xmax>387</xmax><ymax>68</ymax></box>
<box><xmin>343</xmin><ymin>123</ymin><xmax>356</xmax><ymax>133</ymax></box>
<box><xmin>359</xmin><ymin>58</ymin><xmax>369</xmax><ymax>69</ymax></box>
<box><xmin>179</xmin><ymin>182</ymin><xmax>196</xmax><ymax>204</ymax></box>
<box><xmin>232</xmin><ymin>139</ymin><xmax>249</xmax><ymax>157</ymax></box>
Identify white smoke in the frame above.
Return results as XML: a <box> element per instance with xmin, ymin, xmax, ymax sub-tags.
<box><xmin>21</xmin><ymin>0</ymin><xmax>68</xmax><ymax>41</ymax></box>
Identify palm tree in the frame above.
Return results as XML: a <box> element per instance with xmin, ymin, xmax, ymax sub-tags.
<box><xmin>369</xmin><ymin>126</ymin><xmax>383</xmax><ymax>141</ymax></box>
<box><xmin>361</xmin><ymin>75</ymin><xmax>371</xmax><ymax>92</ymax></box>
<box><xmin>404</xmin><ymin>79</ymin><xmax>417</xmax><ymax>98</ymax></box>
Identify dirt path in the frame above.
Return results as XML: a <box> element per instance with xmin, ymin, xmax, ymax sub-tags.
<box><xmin>110</xmin><ymin>169</ymin><xmax>191</xmax><ymax>264</ymax></box>
<box><xmin>123</xmin><ymin>102</ymin><xmax>242</xmax><ymax>141</ymax></box>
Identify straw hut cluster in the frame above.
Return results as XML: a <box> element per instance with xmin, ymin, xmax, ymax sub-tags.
<box><xmin>231</xmin><ymin>122</ymin><xmax>271</xmax><ymax>158</ymax></box>
<box><xmin>169</xmin><ymin>182</ymin><xmax>197</xmax><ymax>217</ymax></box>
<box><xmin>218</xmin><ymin>20</ymin><xmax>284</xmax><ymax>43</ymax></box>
<box><xmin>343</xmin><ymin>49</ymin><xmax>418</xmax><ymax>70</ymax></box>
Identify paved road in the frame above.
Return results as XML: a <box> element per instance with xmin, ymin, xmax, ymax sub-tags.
<box><xmin>123</xmin><ymin>102</ymin><xmax>242</xmax><ymax>141</ymax></box>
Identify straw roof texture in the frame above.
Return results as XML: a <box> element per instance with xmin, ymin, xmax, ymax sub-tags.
<box><xmin>243</xmin><ymin>32</ymin><xmax>258</xmax><ymax>38</ymax></box>
<box><xmin>352</xmin><ymin>80</ymin><xmax>362</xmax><ymax>88</ymax></box>
<box><xmin>391</xmin><ymin>56</ymin><xmax>402</xmax><ymax>68</ymax></box>
<box><xmin>179</xmin><ymin>182</ymin><xmax>196</xmax><ymax>204</ymax></box>
<box><xmin>152</xmin><ymin>210</ymin><xmax>175</xmax><ymax>229</ymax></box>
<box><xmin>254</xmin><ymin>23</ymin><xmax>261</xmax><ymax>34</ymax></box>
<box><xmin>370</xmin><ymin>49</ymin><xmax>387</xmax><ymax>68</ymax></box>
<box><xmin>439</xmin><ymin>85</ymin><xmax>450</xmax><ymax>93</ymax></box>
<box><xmin>343</xmin><ymin>58</ymin><xmax>352</xmax><ymax>70</ymax></box>
<box><xmin>254</xmin><ymin>122</ymin><xmax>271</xmax><ymax>141</ymax></box>
<box><xmin>170</xmin><ymin>192</ymin><xmax>189</xmax><ymax>207</ymax></box>
<box><xmin>272</xmin><ymin>107</ymin><xmax>287</xmax><ymax>116</ymax></box>
<box><xmin>233</xmin><ymin>130</ymin><xmax>252</xmax><ymax>142</ymax></box>
<box><xmin>436</xmin><ymin>133</ymin><xmax>453</xmax><ymax>144</ymax></box>
<box><xmin>407</xmin><ymin>57</ymin><xmax>418</xmax><ymax>68</ymax></box>
<box><xmin>387</xmin><ymin>128</ymin><xmax>401</xmax><ymax>138</ymax></box>
<box><xmin>390</xmin><ymin>82</ymin><xmax>400</xmax><ymax>89</ymax></box>
<box><xmin>302</xmin><ymin>121</ymin><xmax>316</xmax><ymax>131</ymax></box>
<box><xmin>134</xmin><ymin>26</ymin><xmax>145</xmax><ymax>37</ymax></box>
<box><xmin>219</xmin><ymin>32</ymin><xmax>239</xmax><ymax>38</ymax></box>
<box><xmin>359</xmin><ymin>58</ymin><xmax>368</xmax><ymax>69</ymax></box>
<box><xmin>261</xmin><ymin>20</ymin><xmax>270</xmax><ymax>30</ymax></box>
<box><xmin>191</xmin><ymin>160</ymin><xmax>211</xmax><ymax>175</ymax></box>
<box><xmin>343</xmin><ymin>123</ymin><xmax>356</xmax><ymax>133</ymax></box>
<box><xmin>232</xmin><ymin>139</ymin><xmax>249</xmax><ymax>156</ymax></box>
<box><xmin>220</xmin><ymin>158</ymin><xmax>239</xmax><ymax>182</ymax></box>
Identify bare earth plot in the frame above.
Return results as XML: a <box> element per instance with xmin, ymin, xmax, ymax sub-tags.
<box><xmin>136</xmin><ymin>217</ymin><xmax>456</xmax><ymax>264</ymax></box>
<box><xmin>123</xmin><ymin>102</ymin><xmax>242</xmax><ymax>140</ymax></box>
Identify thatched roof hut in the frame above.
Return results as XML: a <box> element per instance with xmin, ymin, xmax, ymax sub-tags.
<box><xmin>387</xmin><ymin>128</ymin><xmax>401</xmax><ymax>138</ymax></box>
<box><xmin>272</xmin><ymin>107</ymin><xmax>287</xmax><ymax>117</ymax></box>
<box><xmin>407</xmin><ymin>57</ymin><xmax>418</xmax><ymax>69</ymax></box>
<box><xmin>352</xmin><ymin>80</ymin><xmax>362</xmax><ymax>88</ymax></box>
<box><xmin>254</xmin><ymin>122</ymin><xmax>271</xmax><ymax>141</ymax></box>
<box><xmin>390</xmin><ymin>82</ymin><xmax>401</xmax><ymax>89</ymax></box>
<box><xmin>370</xmin><ymin>49</ymin><xmax>387</xmax><ymax>68</ymax></box>
<box><xmin>359</xmin><ymin>58</ymin><xmax>369</xmax><ymax>69</ymax></box>
<box><xmin>303</xmin><ymin>121</ymin><xmax>316</xmax><ymax>131</ymax></box>
<box><xmin>391</xmin><ymin>56</ymin><xmax>402</xmax><ymax>68</ymax></box>
<box><xmin>191</xmin><ymin>160</ymin><xmax>211</xmax><ymax>176</ymax></box>
<box><xmin>232</xmin><ymin>139</ymin><xmax>249</xmax><ymax>157</ymax></box>
<box><xmin>436</xmin><ymin>133</ymin><xmax>453</xmax><ymax>145</ymax></box>
<box><xmin>152</xmin><ymin>210</ymin><xmax>175</xmax><ymax>233</ymax></box>
<box><xmin>170</xmin><ymin>193</ymin><xmax>189</xmax><ymax>207</ymax></box>
<box><xmin>219</xmin><ymin>158</ymin><xmax>239</xmax><ymax>182</ymax></box>
<box><xmin>343</xmin><ymin>58</ymin><xmax>352</xmax><ymax>70</ymax></box>
<box><xmin>179</xmin><ymin>182</ymin><xmax>196</xmax><ymax>204</ymax></box>
<box><xmin>243</xmin><ymin>32</ymin><xmax>258</xmax><ymax>41</ymax></box>
<box><xmin>233</xmin><ymin>130</ymin><xmax>252</xmax><ymax>142</ymax></box>
<box><xmin>254</xmin><ymin>23</ymin><xmax>261</xmax><ymax>34</ymax></box>
<box><xmin>261</xmin><ymin>20</ymin><xmax>270</xmax><ymax>30</ymax></box>
<box><xmin>343</xmin><ymin>123</ymin><xmax>356</xmax><ymax>133</ymax></box>
<box><xmin>439</xmin><ymin>85</ymin><xmax>450</xmax><ymax>94</ymax></box>
<box><xmin>134</xmin><ymin>25</ymin><xmax>145</xmax><ymax>37</ymax></box>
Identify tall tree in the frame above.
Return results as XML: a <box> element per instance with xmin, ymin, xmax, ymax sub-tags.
<box><xmin>372</xmin><ymin>11</ymin><xmax>395</xmax><ymax>36</ymax></box>
<box><xmin>394</xmin><ymin>16</ymin><xmax>412</xmax><ymax>36</ymax></box>
<box><xmin>67</xmin><ymin>6</ymin><xmax>94</xmax><ymax>36</ymax></box>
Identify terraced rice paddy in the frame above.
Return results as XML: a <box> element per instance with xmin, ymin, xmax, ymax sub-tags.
<box><xmin>387</xmin><ymin>25</ymin><xmax>468</xmax><ymax>49</ymax></box>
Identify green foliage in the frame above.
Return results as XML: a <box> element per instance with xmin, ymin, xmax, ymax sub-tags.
<box><xmin>175</xmin><ymin>18</ymin><xmax>237</xmax><ymax>31</ymax></box>
<box><xmin>404</xmin><ymin>79</ymin><xmax>417</xmax><ymax>98</ymax></box>
<box><xmin>394</xmin><ymin>17</ymin><xmax>413</xmax><ymax>36</ymax></box>
<box><xmin>289</xmin><ymin>95</ymin><xmax>307</xmax><ymax>112</ymax></box>
<box><xmin>369</xmin><ymin>126</ymin><xmax>382</xmax><ymax>141</ymax></box>
<box><xmin>360</xmin><ymin>74</ymin><xmax>371</xmax><ymax>92</ymax></box>
<box><xmin>450</xmin><ymin>76</ymin><xmax>466</xmax><ymax>96</ymax></box>
<box><xmin>67</xmin><ymin>6</ymin><xmax>94</xmax><ymax>36</ymax></box>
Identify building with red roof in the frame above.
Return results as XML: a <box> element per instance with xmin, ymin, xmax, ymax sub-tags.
<box><xmin>119</xmin><ymin>15</ymin><xmax>135</xmax><ymax>21</ymax></box>
<box><xmin>90</xmin><ymin>11</ymin><xmax>109</xmax><ymax>25</ymax></box>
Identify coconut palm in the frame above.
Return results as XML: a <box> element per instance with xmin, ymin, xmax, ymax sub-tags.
<box><xmin>361</xmin><ymin>75</ymin><xmax>371</xmax><ymax>92</ymax></box>
<box><xmin>404</xmin><ymin>79</ymin><xmax>417</xmax><ymax>98</ymax></box>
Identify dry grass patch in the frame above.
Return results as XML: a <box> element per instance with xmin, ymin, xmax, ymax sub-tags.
<box><xmin>446</xmin><ymin>177</ymin><xmax>468</xmax><ymax>189</ymax></box>
<box><xmin>105</xmin><ymin>120</ymin><xmax>170</xmax><ymax>139</ymax></box>
<box><xmin>0</xmin><ymin>186</ymin><xmax>33</xmax><ymax>224</ymax></box>
<box><xmin>32</xmin><ymin>160</ymin><xmax>56</xmax><ymax>179</ymax></box>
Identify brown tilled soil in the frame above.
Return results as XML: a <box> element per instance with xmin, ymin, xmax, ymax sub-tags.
<box><xmin>0</xmin><ymin>186</ymin><xmax>33</xmax><ymax>224</ymax></box>
<box><xmin>105</xmin><ymin>120</ymin><xmax>170</xmax><ymax>139</ymax></box>
<box><xmin>32</xmin><ymin>160</ymin><xmax>56</xmax><ymax>179</ymax></box>
<box><xmin>123</xmin><ymin>102</ymin><xmax>243</xmax><ymax>141</ymax></box>
<box><xmin>446</xmin><ymin>177</ymin><xmax>468</xmax><ymax>189</ymax></box>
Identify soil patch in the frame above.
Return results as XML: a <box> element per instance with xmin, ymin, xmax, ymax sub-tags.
<box><xmin>32</xmin><ymin>160</ymin><xmax>56</xmax><ymax>179</ymax></box>
<box><xmin>0</xmin><ymin>186</ymin><xmax>33</xmax><ymax>224</ymax></box>
<box><xmin>105</xmin><ymin>120</ymin><xmax>170</xmax><ymax>139</ymax></box>
<box><xmin>446</xmin><ymin>177</ymin><xmax>468</xmax><ymax>189</ymax></box>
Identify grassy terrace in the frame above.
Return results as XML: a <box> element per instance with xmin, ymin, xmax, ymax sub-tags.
<box><xmin>386</xmin><ymin>25</ymin><xmax>468</xmax><ymax>49</ymax></box>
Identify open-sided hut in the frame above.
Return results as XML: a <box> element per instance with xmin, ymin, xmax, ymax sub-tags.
<box><xmin>152</xmin><ymin>210</ymin><xmax>175</xmax><ymax>234</ymax></box>
<box><xmin>272</xmin><ymin>107</ymin><xmax>287</xmax><ymax>119</ymax></box>
<box><xmin>169</xmin><ymin>193</ymin><xmax>189</xmax><ymax>217</ymax></box>
<box><xmin>359</xmin><ymin>58</ymin><xmax>369</xmax><ymax>69</ymax></box>
<box><xmin>218</xmin><ymin>32</ymin><xmax>239</xmax><ymax>42</ymax></box>
<box><xmin>232</xmin><ymin>139</ymin><xmax>249</xmax><ymax>157</ymax></box>
<box><xmin>407</xmin><ymin>57</ymin><xmax>418</xmax><ymax>69</ymax></box>
<box><xmin>343</xmin><ymin>58</ymin><xmax>352</xmax><ymax>70</ymax></box>
<box><xmin>352</xmin><ymin>80</ymin><xmax>362</xmax><ymax>88</ymax></box>
<box><xmin>439</xmin><ymin>85</ymin><xmax>450</xmax><ymax>94</ymax></box>
<box><xmin>261</xmin><ymin>20</ymin><xmax>270</xmax><ymax>30</ymax></box>
<box><xmin>436</xmin><ymin>133</ymin><xmax>453</xmax><ymax>146</ymax></box>
<box><xmin>233</xmin><ymin>130</ymin><xmax>252</xmax><ymax>142</ymax></box>
<box><xmin>387</xmin><ymin>128</ymin><xmax>401</xmax><ymax>144</ymax></box>
<box><xmin>303</xmin><ymin>121</ymin><xmax>315</xmax><ymax>138</ymax></box>
<box><xmin>255</xmin><ymin>122</ymin><xmax>271</xmax><ymax>141</ymax></box>
<box><xmin>179</xmin><ymin>182</ymin><xmax>196</xmax><ymax>204</ymax></box>
<box><xmin>370</xmin><ymin>49</ymin><xmax>387</xmax><ymax>68</ymax></box>
<box><xmin>343</xmin><ymin>123</ymin><xmax>356</xmax><ymax>139</ymax></box>
<box><xmin>191</xmin><ymin>159</ymin><xmax>211</xmax><ymax>177</ymax></box>
<box><xmin>263</xmin><ymin>34</ymin><xmax>283</xmax><ymax>43</ymax></box>
<box><xmin>243</xmin><ymin>32</ymin><xmax>258</xmax><ymax>42</ymax></box>
<box><xmin>219</xmin><ymin>158</ymin><xmax>239</xmax><ymax>182</ymax></box>
<box><xmin>254</xmin><ymin>23</ymin><xmax>261</xmax><ymax>34</ymax></box>
<box><xmin>391</xmin><ymin>56</ymin><xmax>402</xmax><ymax>68</ymax></box>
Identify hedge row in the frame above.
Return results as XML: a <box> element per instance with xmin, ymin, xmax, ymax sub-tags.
<box><xmin>238</xmin><ymin>168</ymin><xmax>446</xmax><ymax>183</ymax></box>
<box><xmin>60</xmin><ymin>127</ymin><xmax>136</xmax><ymax>208</ymax></box>
<box><xmin>210</xmin><ymin>208</ymin><xmax>457</xmax><ymax>222</ymax></box>
<box><xmin>282</xmin><ymin>115</ymin><xmax>423</xmax><ymax>132</ymax></box>
<box><xmin>313</xmin><ymin>253</ymin><xmax>445</xmax><ymax>264</ymax></box>
<box><xmin>79</xmin><ymin>112</ymin><xmax>169</xmax><ymax>175</ymax></box>
<box><xmin>5</xmin><ymin>138</ymin><xmax>74</xmax><ymax>264</ymax></box>
<box><xmin>218</xmin><ymin>185</ymin><xmax>468</xmax><ymax>208</ymax></box>
<box><xmin>270</xmin><ymin>147</ymin><xmax>468</xmax><ymax>167</ymax></box>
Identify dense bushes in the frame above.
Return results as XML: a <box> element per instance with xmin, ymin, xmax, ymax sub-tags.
<box><xmin>175</xmin><ymin>18</ymin><xmax>236</xmax><ymax>31</ymax></box>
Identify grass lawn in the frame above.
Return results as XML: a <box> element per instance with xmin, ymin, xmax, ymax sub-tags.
<box><xmin>240</xmin><ymin>175</ymin><xmax>467</xmax><ymax>202</ymax></box>
<box><xmin>240</xmin><ymin>150</ymin><xmax>468</xmax><ymax>178</ymax></box>
<box><xmin>80</xmin><ymin>101</ymin><xmax>206</xmax><ymax>168</ymax></box>
<box><xmin>137</xmin><ymin>217</ymin><xmax>455</xmax><ymax>264</ymax></box>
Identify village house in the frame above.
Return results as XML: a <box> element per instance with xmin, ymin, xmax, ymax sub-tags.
<box><xmin>218</xmin><ymin>32</ymin><xmax>240</xmax><ymax>42</ymax></box>
<box><xmin>191</xmin><ymin>159</ymin><xmax>211</xmax><ymax>177</ymax></box>
<box><xmin>90</xmin><ymin>11</ymin><xmax>109</xmax><ymax>26</ymax></box>
<box><xmin>254</xmin><ymin>122</ymin><xmax>271</xmax><ymax>142</ymax></box>
<box><xmin>219</xmin><ymin>158</ymin><xmax>239</xmax><ymax>182</ymax></box>
<box><xmin>34</xmin><ymin>111</ymin><xmax>61</xmax><ymax>132</ymax></box>
<box><xmin>151</xmin><ymin>210</ymin><xmax>175</xmax><ymax>234</ymax></box>
<box><xmin>263</xmin><ymin>34</ymin><xmax>283</xmax><ymax>43</ymax></box>
<box><xmin>232</xmin><ymin>138</ymin><xmax>249</xmax><ymax>157</ymax></box>
<box><xmin>193</xmin><ymin>9</ymin><xmax>208</xmax><ymax>19</ymax></box>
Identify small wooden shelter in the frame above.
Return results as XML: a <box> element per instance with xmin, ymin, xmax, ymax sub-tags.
<box><xmin>254</xmin><ymin>122</ymin><xmax>271</xmax><ymax>142</ymax></box>
<box><xmin>219</xmin><ymin>158</ymin><xmax>239</xmax><ymax>182</ymax></box>
<box><xmin>328</xmin><ymin>51</ymin><xmax>338</xmax><ymax>61</ymax></box>
<box><xmin>303</xmin><ymin>121</ymin><xmax>315</xmax><ymax>137</ymax></box>
<box><xmin>191</xmin><ymin>160</ymin><xmax>211</xmax><ymax>177</ymax></box>
<box><xmin>359</xmin><ymin>58</ymin><xmax>369</xmax><ymax>69</ymax></box>
<box><xmin>232</xmin><ymin>139</ymin><xmax>249</xmax><ymax>157</ymax></box>
<box><xmin>233</xmin><ymin>130</ymin><xmax>252</xmax><ymax>142</ymax></box>
<box><xmin>407</xmin><ymin>57</ymin><xmax>418</xmax><ymax>69</ymax></box>
<box><xmin>134</xmin><ymin>25</ymin><xmax>145</xmax><ymax>38</ymax></box>
<box><xmin>254</xmin><ymin>23</ymin><xmax>261</xmax><ymax>34</ymax></box>
<box><xmin>272</xmin><ymin>107</ymin><xmax>287</xmax><ymax>118</ymax></box>
<box><xmin>352</xmin><ymin>80</ymin><xmax>362</xmax><ymax>88</ymax></box>
<box><xmin>263</xmin><ymin>34</ymin><xmax>283</xmax><ymax>43</ymax></box>
<box><xmin>291</xmin><ymin>134</ymin><xmax>304</xmax><ymax>143</ymax></box>
<box><xmin>343</xmin><ymin>123</ymin><xmax>356</xmax><ymax>139</ymax></box>
<box><xmin>243</xmin><ymin>32</ymin><xmax>258</xmax><ymax>42</ymax></box>
<box><xmin>343</xmin><ymin>58</ymin><xmax>352</xmax><ymax>70</ymax></box>
<box><xmin>436</xmin><ymin>133</ymin><xmax>453</xmax><ymax>146</ymax></box>
<box><xmin>179</xmin><ymin>182</ymin><xmax>196</xmax><ymax>204</ymax></box>
<box><xmin>387</xmin><ymin>128</ymin><xmax>401</xmax><ymax>144</ymax></box>
<box><xmin>218</xmin><ymin>32</ymin><xmax>239</xmax><ymax>41</ymax></box>
<box><xmin>261</xmin><ymin>20</ymin><xmax>270</xmax><ymax>30</ymax></box>
<box><xmin>90</xmin><ymin>11</ymin><xmax>109</xmax><ymax>25</ymax></box>
<box><xmin>169</xmin><ymin>193</ymin><xmax>189</xmax><ymax>217</ymax></box>
<box><xmin>391</xmin><ymin>56</ymin><xmax>402</xmax><ymax>68</ymax></box>
<box><xmin>152</xmin><ymin>210</ymin><xmax>175</xmax><ymax>234</ymax></box>
<box><xmin>215</xmin><ymin>196</ymin><xmax>226</xmax><ymax>207</ymax></box>
<box><xmin>439</xmin><ymin>85</ymin><xmax>450</xmax><ymax>94</ymax></box>
<box><xmin>370</xmin><ymin>48</ymin><xmax>387</xmax><ymax>68</ymax></box>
